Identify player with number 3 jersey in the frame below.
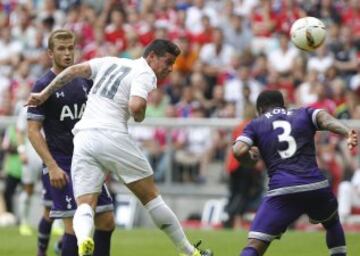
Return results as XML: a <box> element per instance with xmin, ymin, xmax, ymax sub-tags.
<box><xmin>233</xmin><ymin>90</ymin><xmax>358</xmax><ymax>256</ymax></box>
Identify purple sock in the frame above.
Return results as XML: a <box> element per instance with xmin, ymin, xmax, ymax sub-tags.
<box><xmin>94</xmin><ymin>229</ymin><xmax>114</xmax><ymax>256</ymax></box>
<box><xmin>326</xmin><ymin>220</ymin><xmax>346</xmax><ymax>256</ymax></box>
<box><xmin>240</xmin><ymin>247</ymin><xmax>259</xmax><ymax>256</ymax></box>
<box><xmin>37</xmin><ymin>217</ymin><xmax>53</xmax><ymax>255</ymax></box>
<box><xmin>61</xmin><ymin>233</ymin><xmax>78</xmax><ymax>256</ymax></box>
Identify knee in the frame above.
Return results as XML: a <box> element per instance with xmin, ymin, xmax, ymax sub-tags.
<box><xmin>322</xmin><ymin>213</ymin><xmax>340</xmax><ymax>230</ymax></box>
<box><xmin>63</xmin><ymin>218</ymin><xmax>75</xmax><ymax>234</ymax></box>
<box><xmin>42</xmin><ymin>207</ymin><xmax>52</xmax><ymax>220</ymax></box>
<box><xmin>95</xmin><ymin>212</ymin><xmax>115</xmax><ymax>231</ymax></box>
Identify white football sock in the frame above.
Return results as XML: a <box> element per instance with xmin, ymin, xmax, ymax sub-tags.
<box><xmin>18</xmin><ymin>191</ymin><xmax>32</xmax><ymax>225</ymax></box>
<box><xmin>145</xmin><ymin>196</ymin><xmax>195</xmax><ymax>255</ymax></box>
<box><xmin>73</xmin><ymin>203</ymin><xmax>95</xmax><ymax>244</ymax></box>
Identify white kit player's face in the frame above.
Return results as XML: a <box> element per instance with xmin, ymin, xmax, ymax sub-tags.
<box><xmin>49</xmin><ymin>38</ymin><xmax>75</xmax><ymax>70</ymax></box>
<box><xmin>151</xmin><ymin>52</ymin><xmax>177</xmax><ymax>80</ymax></box>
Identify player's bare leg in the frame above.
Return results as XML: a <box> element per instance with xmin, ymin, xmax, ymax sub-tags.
<box><xmin>240</xmin><ymin>238</ymin><xmax>269</xmax><ymax>256</ymax></box>
<box><xmin>19</xmin><ymin>183</ymin><xmax>34</xmax><ymax>236</ymax></box>
<box><xmin>126</xmin><ymin>175</ymin><xmax>212</xmax><ymax>256</ymax></box>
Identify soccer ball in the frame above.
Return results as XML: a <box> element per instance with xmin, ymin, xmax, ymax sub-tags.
<box><xmin>290</xmin><ymin>17</ymin><xmax>326</xmax><ymax>51</ymax></box>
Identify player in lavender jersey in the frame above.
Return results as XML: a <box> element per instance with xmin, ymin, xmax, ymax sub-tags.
<box><xmin>26</xmin><ymin>39</ymin><xmax>212</xmax><ymax>256</ymax></box>
<box><xmin>27</xmin><ymin>29</ymin><xmax>115</xmax><ymax>256</ymax></box>
<box><xmin>233</xmin><ymin>90</ymin><xmax>358</xmax><ymax>256</ymax></box>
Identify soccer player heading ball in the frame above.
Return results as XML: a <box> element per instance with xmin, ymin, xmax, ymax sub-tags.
<box><xmin>26</xmin><ymin>39</ymin><xmax>213</xmax><ymax>256</ymax></box>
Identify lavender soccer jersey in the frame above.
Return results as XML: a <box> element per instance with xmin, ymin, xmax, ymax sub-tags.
<box><xmin>27</xmin><ymin>70</ymin><xmax>113</xmax><ymax>218</ymax></box>
<box><xmin>236</xmin><ymin>107</ymin><xmax>329</xmax><ymax>196</ymax></box>
<box><xmin>236</xmin><ymin>107</ymin><xmax>338</xmax><ymax>242</ymax></box>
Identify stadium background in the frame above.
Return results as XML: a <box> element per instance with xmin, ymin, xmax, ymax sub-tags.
<box><xmin>0</xmin><ymin>0</ymin><xmax>359</xmax><ymax>255</ymax></box>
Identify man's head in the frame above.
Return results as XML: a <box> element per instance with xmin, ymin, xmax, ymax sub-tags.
<box><xmin>256</xmin><ymin>90</ymin><xmax>285</xmax><ymax>114</ymax></box>
<box><xmin>143</xmin><ymin>39</ymin><xmax>181</xmax><ymax>80</ymax></box>
<box><xmin>48</xmin><ymin>29</ymin><xmax>76</xmax><ymax>72</ymax></box>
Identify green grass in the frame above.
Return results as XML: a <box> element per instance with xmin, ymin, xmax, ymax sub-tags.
<box><xmin>0</xmin><ymin>227</ymin><xmax>359</xmax><ymax>255</ymax></box>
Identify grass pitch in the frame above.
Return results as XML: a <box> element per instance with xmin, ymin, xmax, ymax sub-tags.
<box><xmin>1</xmin><ymin>227</ymin><xmax>359</xmax><ymax>255</ymax></box>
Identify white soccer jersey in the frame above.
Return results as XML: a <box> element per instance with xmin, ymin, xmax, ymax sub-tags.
<box><xmin>73</xmin><ymin>57</ymin><xmax>157</xmax><ymax>134</ymax></box>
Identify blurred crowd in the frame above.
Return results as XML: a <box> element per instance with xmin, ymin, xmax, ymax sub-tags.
<box><xmin>0</xmin><ymin>0</ymin><xmax>359</xmax><ymax>200</ymax></box>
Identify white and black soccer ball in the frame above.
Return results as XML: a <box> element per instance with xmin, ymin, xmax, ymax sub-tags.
<box><xmin>290</xmin><ymin>17</ymin><xmax>326</xmax><ymax>51</ymax></box>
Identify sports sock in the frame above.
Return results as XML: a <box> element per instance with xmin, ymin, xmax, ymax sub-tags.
<box><xmin>240</xmin><ymin>247</ymin><xmax>259</xmax><ymax>256</ymax></box>
<box><xmin>73</xmin><ymin>203</ymin><xmax>95</xmax><ymax>245</ymax></box>
<box><xmin>37</xmin><ymin>217</ymin><xmax>53</xmax><ymax>254</ymax></box>
<box><xmin>94</xmin><ymin>229</ymin><xmax>113</xmax><ymax>256</ymax></box>
<box><xmin>326</xmin><ymin>219</ymin><xmax>346</xmax><ymax>256</ymax></box>
<box><xmin>61</xmin><ymin>233</ymin><xmax>78</xmax><ymax>256</ymax></box>
<box><xmin>19</xmin><ymin>191</ymin><xmax>32</xmax><ymax>225</ymax></box>
<box><xmin>145</xmin><ymin>196</ymin><xmax>195</xmax><ymax>255</ymax></box>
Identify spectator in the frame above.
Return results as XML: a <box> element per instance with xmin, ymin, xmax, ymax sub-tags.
<box><xmin>307</xmin><ymin>45</ymin><xmax>334</xmax><ymax>76</ymax></box>
<box><xmin>2</xmin><ymin>124</ymin><xmax>22</xmax><ymax>216</ymax></box>
<box><xmin>222</xmin><ymin>12</ymin><xmax>252</xmax><ymax>53</ymax></box>
<box><xmin>185</xmin><ymin>0</ymin><xmax>219</xmax><ymax>34</ymax></box>
<box><xmin>224</xmin><ymin>65</ymin><xmax>262</xmax><ymax>118</ymax></box>
<box><xmin>338</xmin><ymin>169</ymin><xmax>360</xmax><ymax>223</ymax></box>
<box><xmin>222</xmin><ymin>108</ymin><xmax>263</xmax><ymax>229</ymax></box>
<box><xmin>173</xmin><ymin>104</ymin><xmax>213</xmax><ymax>183</ymax></box>
<box><xmin>267</xmin><ymin>32</ymin><xmax>299</xmax><ymax>74</ymax></box>
<box><xmin>250</xmin><ymin>0</ymin><xmax>277</xmax><ymax>54</ymax></box>
<box><xmin>295</xmin><ymin>69</ymin><xmax>320</xmax><ymax>106</ymax></box>
<box><xmin>173</xmin><ymin>35</ymin><xmax>198</xmax><ymax>76</ymax></box>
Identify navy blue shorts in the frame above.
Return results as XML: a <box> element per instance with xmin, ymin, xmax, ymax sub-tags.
<box><xmin>41</xmin><ymin>161</ymin><xmax>113</xmax><ymax>219</ymax></box>
<box><xmin>248</xmin><ymin>187</ymin><xmax>338</xmax><ymax>242</ymax></box>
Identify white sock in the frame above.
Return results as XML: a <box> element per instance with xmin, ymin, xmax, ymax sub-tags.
<box><xmin>18</xmin><ymin>191</ymin><xmax>32</xmax><ymax>225</ymax></box>
<box><xmin>145</xmin><ymin>196</ymin><xmax>195</xmax><ymax>255</ymax></box>
<box><xmin>73</xmin><ymin>204</ymin><xmax>95</xmax><ymax>245</ymax></box>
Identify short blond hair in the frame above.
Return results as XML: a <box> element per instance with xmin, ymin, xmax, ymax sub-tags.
<box><xmin>48</xmin><ymin>29</ymin><xmax>76</xmax><ymax>50</ymax></box>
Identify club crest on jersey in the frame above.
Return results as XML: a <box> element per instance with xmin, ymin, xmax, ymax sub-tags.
<box><xmin>60</xmin><ymin>103</ymin><xmax>86</xmax><ymax>121</ymax></box>
<box><xmin>56</xmin><ymin>91</ymin><xmax>65</xmax><ymax>98</ymax></box>
<box><xmin>65</xmin><ymin>195</ymin><xmax>73</xmax><ymax>209</ymax></box>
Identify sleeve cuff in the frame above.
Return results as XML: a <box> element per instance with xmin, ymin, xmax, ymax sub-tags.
<box><xmin>27</xmin><ymin>113</ymin><xmax>45</xmax><ymax>121</ymax></box>
<box><xmin>312</xmin><ymin>109</ymin><xmax>324</xmax><ymax>129</ymax></box>
<box><xmin>235</xmin><ymin>135</ymin><xmax>253</xmax><ymax>146</ymax></box>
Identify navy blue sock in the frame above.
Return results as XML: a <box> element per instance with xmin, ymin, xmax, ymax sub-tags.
<box><xmin>37</xmin><ymin>217</ymin><xmax>53</xmax><ymax>255</ymax></box>
<box><xmin>94</xmin><ymin>229</ymin><xmax>114</xmax><ymax>256</ymax></box>
<box><xmin>240</xmin><ymin>247</ymin><xmax>259</xmax><ymax>256</ymax></box>
<box><xmin>326</xmin><ymin>220</ymin><xmax>346</xmax><ymax>256</ymax></box>
<box><xmin>61</xmin><ymin>233</ymin><xmax>78</xmax><ymax>256</ymax></box>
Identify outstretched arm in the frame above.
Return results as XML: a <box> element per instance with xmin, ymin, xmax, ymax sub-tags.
<box><xmin>26</xmin><ymin>62</ymin><xmax>91</xmax><ymax>106</ymax></box>
<box><xmin>316</xmin><ymin>110</ymin><xmax>358</xmax><ymax>150</ymax></box>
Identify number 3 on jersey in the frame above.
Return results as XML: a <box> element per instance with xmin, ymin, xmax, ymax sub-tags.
<box><xmin>272</xmin><ymin>121</ymin><xmax>297</xmax><ymax>159</ymax></box>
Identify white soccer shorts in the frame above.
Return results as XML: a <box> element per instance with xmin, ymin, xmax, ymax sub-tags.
<box><xmin>71</xmin><ymin>129</ymin><xmax>153</xmax><ymax>198</ymax></box>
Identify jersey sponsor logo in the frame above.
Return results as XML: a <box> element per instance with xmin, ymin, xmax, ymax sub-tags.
<box><xmin>59</xmin><ymin>103</ymin><xmax>86</xmax><ymax>121</ymax></box>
